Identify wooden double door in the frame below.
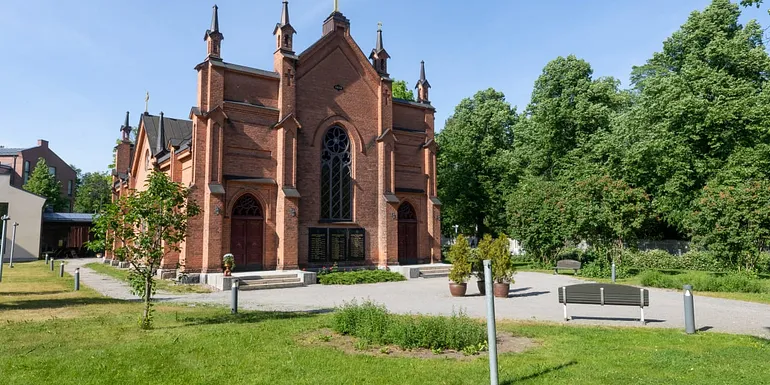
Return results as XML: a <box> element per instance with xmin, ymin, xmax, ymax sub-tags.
<box><xmin>397</xmin><ymin>202</ymin><xmax>419</xmax><ymax>265</ymax></box>
<box><xmin>229</xmin><ymin>194</ymin><xmax>264</xmax><ymax>270</ymax></box>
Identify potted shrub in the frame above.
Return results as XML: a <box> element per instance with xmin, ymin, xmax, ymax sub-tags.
<box><xmin>222</xmin><ymin>253</ymin><xmax>235</xmax><ymax>276</ymax></box>
<box><xmin>474</xmin><ymin>234</ymin><xmax>495</xmax><ymax>295</ymax></box>
<box><xmin>448</xmin><ymin>234</ymin><xmax>472</xmax><ymax>296</ymax></box>
<box><xmin>491</xmin><ymin>235</ymin><xmax>516</xmax><ymax>298</ymax></box>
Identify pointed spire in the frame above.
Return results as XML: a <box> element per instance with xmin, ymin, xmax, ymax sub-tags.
<box><xmin>281</xmin><ymin>1</ymin><xmax>290</xmax><ymax>26</ymax></box>
<box><xmin>121</xmin><ymin>111</ymin><xmax>131</xmax><ymax>142</ymax></box>
<box><xmin>156</xmin><ymin>112</ymin><xmax>166</xmax><ymax>154</ymax></box>
<box><xmin>417</xmin><ymin>61</ymin><xmax>431</xmax><ymax>88</ymax></box>
<box><xmin>416</xmin><ymin>61</ymin><xmax>431</xmax><ymax>103</ymax></box>
<box><xmin>375</xmin><ymin>22</ymin><xmax>384</xmax><ymax>52</ymax></box>
<box><xmin>211</xmin><ymin>5</ymin><xmax>219</xmax><ymax>33</ymax></box>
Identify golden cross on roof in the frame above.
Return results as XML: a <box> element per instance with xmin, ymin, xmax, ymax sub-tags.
<box><xmin>144</xmin><ymin>91</ymin><xmax>150</xmax><ymax>113</ymax></box>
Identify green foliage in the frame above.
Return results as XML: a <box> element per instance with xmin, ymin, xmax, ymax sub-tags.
<box><xmin>222</xmin><ymin>254</ymin><xmax>235</xmax><ymax>269</ymax></box>
<box><xmin>473</xmin><ymin>234</ymin><xmax>494</xmax><ymax>279</ymax></box>
<box><xmin>23</xmin><ymin>158</ymin><xmax>66</xmax><ymax>211</ymax></box>
<box><xmin>572</xmin><ymin>174</ymin><xmax>653</xmax><ymax>254</ymax></box>
<box><xmin>604</xmin><ymin>0</ymin><xmax>770</xmax><ymax>231</ymax></box>
<box><xmin>490</xmin><ymin>235</ymin><xmax>515</xmax><ymax>283</ymax></box>
<box><xmin>391</xmin><ymin>79</ymin><xmax>414</xmax><ymax>101</ymax></box>
<box><xmin>688</xmin><ymin>179</ymin><xmax>770</xmax><ymax>270</ymax></box>
<box><xmin>514</xmin><ymin>55</ymin><xmax>628</xmax><ymax>179</ymax></box>
<box><xmin>639</xmin><ymin>270</ymin><xmax>767</xmax><ymax>293</ymax></box>
<box><xmin>318</xmin><ymin>270</ymin><xmax>406</xmax><ymax>285</ymax></box>
<box><xmin>507</xmin><ymin>177</ymin><xmax>575</xmax><ymax>265</ymax></box>
<box><xmin>73</xmin><ymin>172</ymin><xmax>112</xmax><ymax>213</ymax></box>
<box><xmin>332</xmin><ymin>300</ymin><xmax>487</xmax><ymax>352</ymax></box>
<box><xmin>626</xmin><ymin>250</ymin><xmax>725</xmax><ymax>272</ymax></box>
<box><xmin>87</xmin><ymin>171</ymin><xmax>200</xmax><ymax>329</ymax></box>
<box><xmin>437</xmin><ymin>88</ymin><xmax>517</xmax><ymax>237</ymax></box>
<box><xmin>578</xmin><ymin>258</ymin><xmax>632</xmax><ymax>279</ymax></box>
<box><xmin>447</xmin><ymin>235</ymin><xmax>472</xmax><ymax>283</ymax></box>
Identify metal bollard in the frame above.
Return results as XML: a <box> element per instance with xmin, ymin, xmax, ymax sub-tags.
<box><xmin>74</xmin><ymin>268</ymin><xmax>80</xmax><ymax>291</ymax></box>
<box><xmin>46</xmin><ymin>254</ymin><xmax>50</xmax><ymax>265</ymax></box>
<box><xmin>483</xmin><ymin>260</ymin><xmax>499</xmax><ymax>385</ymax></box>
<box><xmin>684</xmin><ymin>284</ymin><xmax>696</xmax><ymax>334</ymax></box>
<box><xmin>50</xmin><ymin>259</ymin><xmax>55</xmax><ymax>271</ymax></box>
<box><xmin>611</xmin><ymin>262</ymin><xmax>616</xmax><ymax>283</ymax></box>
<box><xmin>231</xmin><ymin>279</ymin><xmax>239</xmax><ymax>314</ymax></box>
<box><xmin>59</xmin><ymin>261</ymin><xmax>65</xmax><ymax>278</ymax></box>
<box><xmin>9</xmin><ymin>222</ymin><xmax>17</xmax><ymax>268</ymax></box>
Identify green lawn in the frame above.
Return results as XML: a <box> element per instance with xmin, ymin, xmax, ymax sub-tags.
<box><xmin>1</xmin><ymin>261</ymin><xmax>768</xmax><ymax>385</ymax></box>
<box><xmin>84</xmin><ymin>262</ymin><xmax>211</xmax><ymax>294</ymax></box>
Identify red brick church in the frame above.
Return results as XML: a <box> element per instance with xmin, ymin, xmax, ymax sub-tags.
<box><xmin>112</xmin><ymin>2</ymin><xmax>440</xmax><ymax>275</ymax></box>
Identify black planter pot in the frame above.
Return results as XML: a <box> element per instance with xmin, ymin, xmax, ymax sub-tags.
<box><xmin>477</xmin><ymin>279</ymin><xmax>486</xmax><ymax>295</ymax></box>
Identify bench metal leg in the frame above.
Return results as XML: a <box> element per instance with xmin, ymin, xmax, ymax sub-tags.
<box><xmin>640</xmin><ymin>307</ymin><xmax>645</xmax><ymax>325</ymax></box>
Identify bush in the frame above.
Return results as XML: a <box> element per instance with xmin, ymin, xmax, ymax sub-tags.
<box><xmin>448</xmin><ymin>235</ymin><xmax>472</xmax><ymax>283</ymax></box>
<box><xmin>578</xmin><ymin>257</ymin><xmax>632</xmax><ymax>279</ymax></box>
<box><xmin>678</xmin><ymin>251</ymin><xmax>725</xmax><ymax>272</ymax></box>
<box><xmin>332</xmin><ymin>300</ymin><xmax>487</xmax><ymax>352</ymax></box>
<box><xmin>318</xmin><ymin>270</ymin><xmax>406</xmax><ymax>285</ymax></box>
<box><xmin>624</xmin><ymin>249</ymin><xmax>725</xmax><ymax>272</ymax></box>
<box><xmin>638</xmin><ymin>270</ymin><xmax>766</xmax><ymax>293</ymax></box>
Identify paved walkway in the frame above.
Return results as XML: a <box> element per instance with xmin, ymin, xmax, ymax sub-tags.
<box><xmin>68</xmin><ymin>258</ymin><xmax>770</xmax><ymax>338</ymax></box>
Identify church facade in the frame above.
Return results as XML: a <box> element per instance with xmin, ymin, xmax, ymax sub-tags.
<box><xmin>112</xmin><ymin>2</ymin><xmax>440</xmax><ymax>274</ymax></box>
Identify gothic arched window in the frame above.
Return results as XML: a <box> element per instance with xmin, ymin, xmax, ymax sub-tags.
<box><xmin>321</xmin><ymin>126</ymin><xmax>352</xmax><ymax>221</ymax></box>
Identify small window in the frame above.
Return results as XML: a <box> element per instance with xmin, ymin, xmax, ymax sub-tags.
<box><xmin>145</xmin><ymin>150</ymin><xmax>151</xmax><ymax>170</ymax></box>
<box><xmin>48</xmin><ymin>166</ymin><xmax>56</xmax><ymax>176</ymax></box>
<box><xmin>67</xmin><ymin>180</ymin><xmax>73</xmax><ymax>196</ymax></box>
<box><xmin>23</xmin><ymin>161</ymin><xmax>30</xmax><ymax>184</ymax></box>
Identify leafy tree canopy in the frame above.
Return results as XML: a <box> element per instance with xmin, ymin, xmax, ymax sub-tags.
<box><xmin>23</xmin><ymin>158</ymin><xmax>66</xmax><ymax>212</ymax></box>
<box><xmin>437</xmin><ymin>88</ymin><xmax>517</xmax><ymax>237</ymax></box>
<box><xmin>74</xmin><ymin>172</ymin><xmax>113</xmax><ymax>213</ymax></box>
<box><xmin>392</xmin><ymin>79</ymin><xmax>415</xmax><ymax>101</ymax></box>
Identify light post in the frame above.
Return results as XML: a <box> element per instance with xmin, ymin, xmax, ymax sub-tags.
<box><xmin>9</xmin><ymin>222</ymin><xmax>18</xmax><ymax>268</ymax></box>
<box><xmin>0</xmin><ymin>215</ymin><xmax>9</xmax><ymax>282</ymax></box>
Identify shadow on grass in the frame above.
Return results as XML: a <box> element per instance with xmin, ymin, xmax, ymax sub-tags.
<box><xmin>181</xmin><ymin>308</ymin><xmax>335</xmax><ymax>326</ymax></box>
<box><xmin>697</xmin><ymin>326</ymin><xmax>714</xmax><ymax>332</ymax></box>
<box><xmin>0</xmin><ymin>290</ymin><xmax>71</xmax><ymax>296</ymax></box>
<box><xmin>570</xmin><ymin>316</ymin><xmax>665</xmax><ymax>324</ymax></box>
<box><xmin>503</xmin><ymin>360</ymin><xmax>578</xmax><ymax>383</ymax></box>
<box><xmin>0</xmin><ymin>296</ymin><xmax>132</xmax><ymax>311</ymax></box>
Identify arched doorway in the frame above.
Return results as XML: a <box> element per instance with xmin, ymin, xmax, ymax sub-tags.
<box><xmin>397</xmin><ymin>202</ymin><xmax>418</xmax><ymax>265</ymax></box>
<box><xmin>230</xmin><ymin>194</ymin><xmax>264</xmax><ymax>271</ymax></box>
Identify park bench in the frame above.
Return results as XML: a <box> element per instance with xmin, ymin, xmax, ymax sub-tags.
<box><xmin>554</xmin><ymin>259</ymin><xmax>581</xmax><ymax>274</ymax></box>
<box><xmin>557</xmin><ymin>283</ymin><xmax>650</xmax><ymax>324</ymax></box>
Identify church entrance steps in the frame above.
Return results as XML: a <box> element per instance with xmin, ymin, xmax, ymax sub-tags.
<box><xmin>239</xmin><ymin>276</ymin><xmax>304</xmax><ymax>291</ymax></box>
<box><xmin>417</xmin><ymin>265</ymin><xmax>451</xmax><ymax>279</ymax></box>
<box><xmin>389</xmin><ymin>263</ymin><xmax>452</xmax><ymax>280</ymax></box>
<box><xmin>200</xmin><ymin>270</ymin><xmax>317</xmax><ymax>291</ymax></box>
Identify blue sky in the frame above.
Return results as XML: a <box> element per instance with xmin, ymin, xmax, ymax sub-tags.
<box><xmin>1</xmin><ymin>0</ymin><xmax>767</xmax><ymax>173</ymax></box>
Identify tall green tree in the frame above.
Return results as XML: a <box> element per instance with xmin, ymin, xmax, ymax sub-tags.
<box><xmin>23</xmin><ymin>158</ymin><xmax>66</xmax><ymax>212</ymax></box>
<box><xmin>392</xmin><ymin>79</ymin><xmax>415</xmax><ymax>101</ymax></box>
<box><xmin>515</xmin><ymin>55</ymin><xmax>628</xmax><ymax>179</ymax></box>
<box><xmin>507</xmin><ymin>176</ymin><xmax>577</xmax><ymax>265</ymax></box>
<box><xmin>605</xmin><ymin>0</ymin><xmax>770</xmax><ymax>232</ymax></box>
<box><xmin>74</xmin><ymin>172</ymin><xmax>113</xmax><ymax>213</ymax></box>
<box><xmin>437</xmin><ymin>88</ymin><xmax>517</xmax><ymax>237</ymax></box>
<box><xmin>88</xmin><ymin>171</ymin><xmax>200</xmax><ymax>329</ymax></box>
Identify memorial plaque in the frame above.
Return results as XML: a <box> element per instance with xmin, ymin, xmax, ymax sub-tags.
<box><xmin>329</xmin><ymin>229</ymin><xmax>347</xmax><ymax>261</ymax></box>
<box><xmin>308</xmin><ymin>228</ymin><xmax>328</xmax><ymax>262</ymax></box>
<box><xmin>348</xmin><ymin>228</ymin><xmax>366</xmax><ymax>260</ymax></box>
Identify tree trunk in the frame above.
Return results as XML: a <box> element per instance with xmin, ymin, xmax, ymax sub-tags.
<box><xmin>141</xmin><ymin>274</ymin><xmax>153</xmax><ymax>329</ymax></box>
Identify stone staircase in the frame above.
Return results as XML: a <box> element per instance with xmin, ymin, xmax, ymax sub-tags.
<box><xmin>418</xmin><ymin>265</ymin><xmax>451</xmax><ymax>279</ymax></box>
<box><xmin>237</xmin><ymin>274</ymin><xmax>305</xmax><ymax>291</ymax></box>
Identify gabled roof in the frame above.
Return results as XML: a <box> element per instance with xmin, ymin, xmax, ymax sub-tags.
<box><xmin>0</xmin><ymin>147</ymin><xmax>25</xmax><ymax>156</ymax></box>
<box><xmin>141</xmin><ymin>113</ymin><xmax>193</xmax><ymax>157</ymax></box>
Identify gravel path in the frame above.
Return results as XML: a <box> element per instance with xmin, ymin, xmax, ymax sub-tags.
<box><xmin>68</xmin><ymin>258</ymin><xmax>770</xmax><ymax>338</ymax></box>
